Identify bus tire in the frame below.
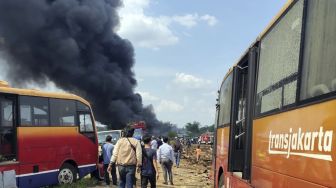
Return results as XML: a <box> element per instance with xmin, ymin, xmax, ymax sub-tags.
<box><xmin>218</xmin><ymin>173</ymin><xmax>225</xmax><ymax>188</ymax></box>
<box><xmin>58</xmin><ymin>163</ymin><xmax>78</xmax><ymax>184</ymax></box>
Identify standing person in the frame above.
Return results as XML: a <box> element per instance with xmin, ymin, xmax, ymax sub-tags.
<box><xmin>150</xmin><ymin>136</ymin><xmax>158</xmax><ymax>150</ymax></box>
<box><xmin>157</xmin><ymin>136</ymin><xmax>174</xmax><ymax>185</ymax></box>
<box><xmin>195</xmin><ymin>145</ymin><xmax>202</xmax><ymax>162</ymax></box>
<box><xmin>108</xmin><ymin>127</ymin><xmax>142</xmax><ymax>188</ymax></box>
<box><xmin>157</xmin><ymin>136</ymin><xmax>163</xmax><ymax>149</ymax></box>
<box><xmin>141</xmin><ymin>135</ymin><xmax>159</xmax><ymax>188</ymax></box>
<box><xmin>172</xmin><ymin>138</ymin><xmax>182</xmax><ymax>168</ymax></box>
<box><xmin>102</xmin><ymin>135</ymin><xmax>117</xmax><ymax>186</ymax></box>
<box><xmin>186</xmin><ymin>139</ymin><xmax>191</xmax><ymax>157</ymax></box>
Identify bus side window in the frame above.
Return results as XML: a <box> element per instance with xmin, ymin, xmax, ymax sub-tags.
<box><xmin>79</xmin><ymin>114</ymin><xmax>94</xmax><ymax>132</ymax></box>
<box><xmin>218</xmin><ymin>73</ymin><xmax>233</xmax><ymax>127</ymax></box>
<box><xmin>20</xmin><ymin>105</ymin><xmax>32</xmax><ymax>125</ymax></box>
<box><xmin>255</xmin><ymin>0</ymin><xmax>303</xmax><ymax>115</ymax></box>
<box><xmin>300</xmin><ymin>0</ymin><xmax>336</xmax><ymax>100</ymax></box>
<box><xmin>0</xmin><ymin>97</ymin><xmax>14</xmax><ymax>161</ymax></box>
<box><xmin>2</xmin><ymin>100</ymin><xmax>13</xmax><ymax>127</ymax></box>
<box><xmin>50</xmin><ymin>99</ymin><xmax>76</xmax><ymax>126</ymax></box>
<box><xmin>20</xmin><ymin>96</ymin><xmax>49</xmax><ymax>126</ymax></box>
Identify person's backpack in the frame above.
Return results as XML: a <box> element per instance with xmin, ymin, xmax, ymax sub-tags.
<box><xmin>141</xmin><ymin>147</ymin><xmax>155</xmax><ymax>176</ymax></box>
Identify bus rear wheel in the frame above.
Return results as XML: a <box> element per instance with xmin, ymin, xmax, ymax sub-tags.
<box><xmin>58</xmin><ymin>163</ymin><xmax>77</xmax><ymax>184</ymax></box>
<box><xmin>218</xmin><ymin>173</ymin><xmax>225</xmax><ymax>188</ymax></box>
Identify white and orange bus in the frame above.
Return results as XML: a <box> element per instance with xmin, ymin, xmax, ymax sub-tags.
<box><xmin>0</xmin><ymin>81</ymin><xmax>98</xmax><ymax>187</ymax></box>
<box><xmin>214</xmin><ymin>0</ymin><xmax>336</xmax><ymax>187</ymax></box>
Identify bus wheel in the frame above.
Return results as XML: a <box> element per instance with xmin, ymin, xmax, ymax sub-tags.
<box><xmin>58</xmin><ymin>163</ymin><xmax>77</xmax><ymax>184</ymax></box>
<box><xmin>218</xmin><ymin>173</ymin><xmax>225</xmax><ymax>188</ymax></box>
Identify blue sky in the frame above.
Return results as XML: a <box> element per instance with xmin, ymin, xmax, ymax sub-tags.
<box><xmin>118</xmin><ymin>0</ymin><xmax>287</xmax><ymax>127</ymax></box>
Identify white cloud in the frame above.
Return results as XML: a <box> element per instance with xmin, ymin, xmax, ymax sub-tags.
<box><xmin>136</xmin><ymin>66</ymin><xmax>176</xmax><ymax>78</ymax></box>
<box><xmin>174</xmin><ymin>72</ymin><xmax>212</xmax><ymax>89</ymax></box>
<box><xmin>200</xmin><ymin>14</ymin><xmax>218</xmax><ymax>26</ymax></box>
<box><xmin>172</xmin><ymin>14</ymin><xmax>199</xmax><ymax>28</ymax></box>
<box><xmin>172</xmin><ymin>14</ymin><xmax>218</xmax><ymax>28</ymax></box>
<box><xmin>137</xmin><ymin>90</ymin><xmax>183</xmax><ymax>113</ymax></box>
<box><xmin>118</xmin><ymin>14</ymin><xmax>179</xmax><ymax>49</ymax></box>
<box><xmin>156</xmin><ymin>99</ymin><xmax>184</xmax><ymax>113</ymax></box>
<box><xmin>138</xmin><ymin>91</ymin><xmax>159</xmax><ymax>102</ymax></box>
<box><xmin>118</xmin><ymin>0</ymin><xmax>217</xmax><ymax>49</ymax></box>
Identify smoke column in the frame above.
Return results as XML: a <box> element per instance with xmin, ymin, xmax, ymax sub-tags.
<box><xmin>0</xmin><ymin>0</ymin><xmax>163</xmax><ymax>130</ymax></box>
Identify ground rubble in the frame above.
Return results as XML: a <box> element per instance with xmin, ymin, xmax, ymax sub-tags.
<box><xmin>93</xmin><ymin>144</ymin><xmax>214</xmax><ymax>188</ymax></box>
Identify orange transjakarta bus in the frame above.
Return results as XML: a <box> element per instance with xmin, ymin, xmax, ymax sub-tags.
<box><xmin>0</xmin><ymin>81</ymin><xmax>98</xmax><ymax>187</ymax></box>
<box><xmin>214</xmin><ymin>0</ymin><xmax>336</xmax><ymax>187</ymax></box>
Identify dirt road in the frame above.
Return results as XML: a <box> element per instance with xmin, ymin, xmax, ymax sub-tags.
<box><xmin>94</xmin><ymin>160</ymin><xmax>212</xmax><ymax>188</ymax></box>
<box><xmin>94</xmin><ymin>145</ymin><xmax>214</xmax><ymax>188</ymax></box>
<box><xmin>155</xmin><ymin>158</ymin><xmax>212</xmax><ymax>188</ymax></box>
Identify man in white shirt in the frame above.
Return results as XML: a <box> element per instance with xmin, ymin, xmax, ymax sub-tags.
<box><xmin>157</xmin><ymin>136</ymin><xmax>174</xmax><ymax>185</ymax></box>
<box><xmin>150</xmin><ymin>136</ymin><xmax>158</xmax><ymax>150</ymax></box>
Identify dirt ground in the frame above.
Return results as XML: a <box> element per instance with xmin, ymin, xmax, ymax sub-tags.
<box><xmin>94</xmin><ymin>144</ymin><xmax>214</xmax><ymax>188</ymax></box>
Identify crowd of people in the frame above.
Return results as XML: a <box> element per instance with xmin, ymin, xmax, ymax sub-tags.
<box><xmin>100</xmin><ymin>126</ymin><xmax>202</xmax><ymax>188</ymax></box>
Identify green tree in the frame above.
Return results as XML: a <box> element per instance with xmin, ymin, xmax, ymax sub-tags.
<box><xmin>185</xmin><ymin>121</ymin><xmax>200</xmax><ymax>136</ymax></box>
<box><xmin>167</xmin><ymin>131</ymin><xmax>177</xmax><ymax>139</ymax></box>
<box><xmin>199</xmin><ymin>124</ymin><xmax>215</xmax><ymax>134</ymax></box>
<box><xmin>199</xmin><ymin>126</ymin><xmax>208</xmax><ymax>134</ymax></box>
<box><xmin>208</xmin><ymin>124</ymin><xmax>214</xmax><ymax>132</ymax></box>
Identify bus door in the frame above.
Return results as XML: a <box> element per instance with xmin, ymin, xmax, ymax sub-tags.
<box><xmin>228</xmin><ymin>61</ymin><xmax>248</xmax><ymax>175</ymax></box>
<box><xmin>228</xmin><ymin>46</ymin><xmax>258</xmax><ymax>180</ymax></box>
<box><xmin>0</xmin><ymin>94</ymin><xmax>19</xmax><ymax>173</ymax></box>
<box><xmin>77</xmin><ymin>110</ymin><xmax>97</xmax><ymax>175</ymax></box>
<box><xmin>78</xmin><ymin>112</ymin><xmax>95</xmax><ymax>143</ymax></box>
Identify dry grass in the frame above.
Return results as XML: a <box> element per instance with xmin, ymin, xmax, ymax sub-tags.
<box><xmin>53</xmin><ymin>178</ymin><xmax>98</xmax><ymax>188</ymax></box>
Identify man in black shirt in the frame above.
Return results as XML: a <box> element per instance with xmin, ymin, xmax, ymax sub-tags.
<box><xmin>141</xmin><ymin>135</ymin><xmax>159</xmax><ymax>188</ymax></box>
<box><xmin>172</xmin><ymin>138</ymin><xmax>182</xmax><ymax>168</ymax></box>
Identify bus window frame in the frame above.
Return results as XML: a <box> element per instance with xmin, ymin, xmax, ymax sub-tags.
<box><xmin>49</xmin><ymin>98</ymin><xmax>77</xmax><ymax>127</ymax></box>
<box><xmin>18</xmin><ymin>96</ymin><xmax>50</xmax><ymax>127</ymax></box>
<box><xmin>0</xmin><ymin>94</ymin><xmax>18</xmax><ymax>163</ymax></box>
<box><xmin>295</xmin><ymin>0</ymin><xmax>336</xmax><ymax>107</ymax></box>
<box><xmin>18</xmin><ymin>96</ymin><xmax>84</xmax><ymax>128</ymax></box>
<box><xmin>254</xmin><ymin>0</ymin><xmax>308</xmax><ymax>119</ymax></box>
<box><xmin>77</xmin><ymin>111</ymin><xmax>96</xmax><ymax>144</ymax></box>
<box><xmin>76</xmin><ymin>101</ymin><xmax>91</xmax><ymax>112</ymax></box>
<box><xmin>77</xmin><ymin>112</ymin><xmax>95</xmax><ymax>133</ymax></box>
<box><xmin>254</xmin><ymin>0</ymin><xmax>336</xmax><ymax>119</ymax></box>
<box><xmin>217</xmin><ymin>71</ymin><xmax>234</xmax><ymax>128</ymax></box>
<box><xmin>214</xmin><ymin>99</ymin><xmax>220</xmax><ymax>129</ymax></box>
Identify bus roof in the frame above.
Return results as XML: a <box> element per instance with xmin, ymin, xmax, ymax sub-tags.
<box><xmin>0</xmin><ymin>81</ymin><xmax>91</xmax><ymax>106</ymax></box>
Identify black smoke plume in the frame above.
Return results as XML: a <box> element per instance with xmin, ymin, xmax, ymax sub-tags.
<box><xmin>0</xmin><ymin>0</ymin><xmax>170</xmax><ymax>132</ymax></box>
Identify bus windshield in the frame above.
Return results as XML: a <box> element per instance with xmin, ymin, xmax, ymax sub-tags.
<box><xmin>98</xmin><ymin>131</ymin><xmax>121</xmax><ymax>145</ymax></box>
